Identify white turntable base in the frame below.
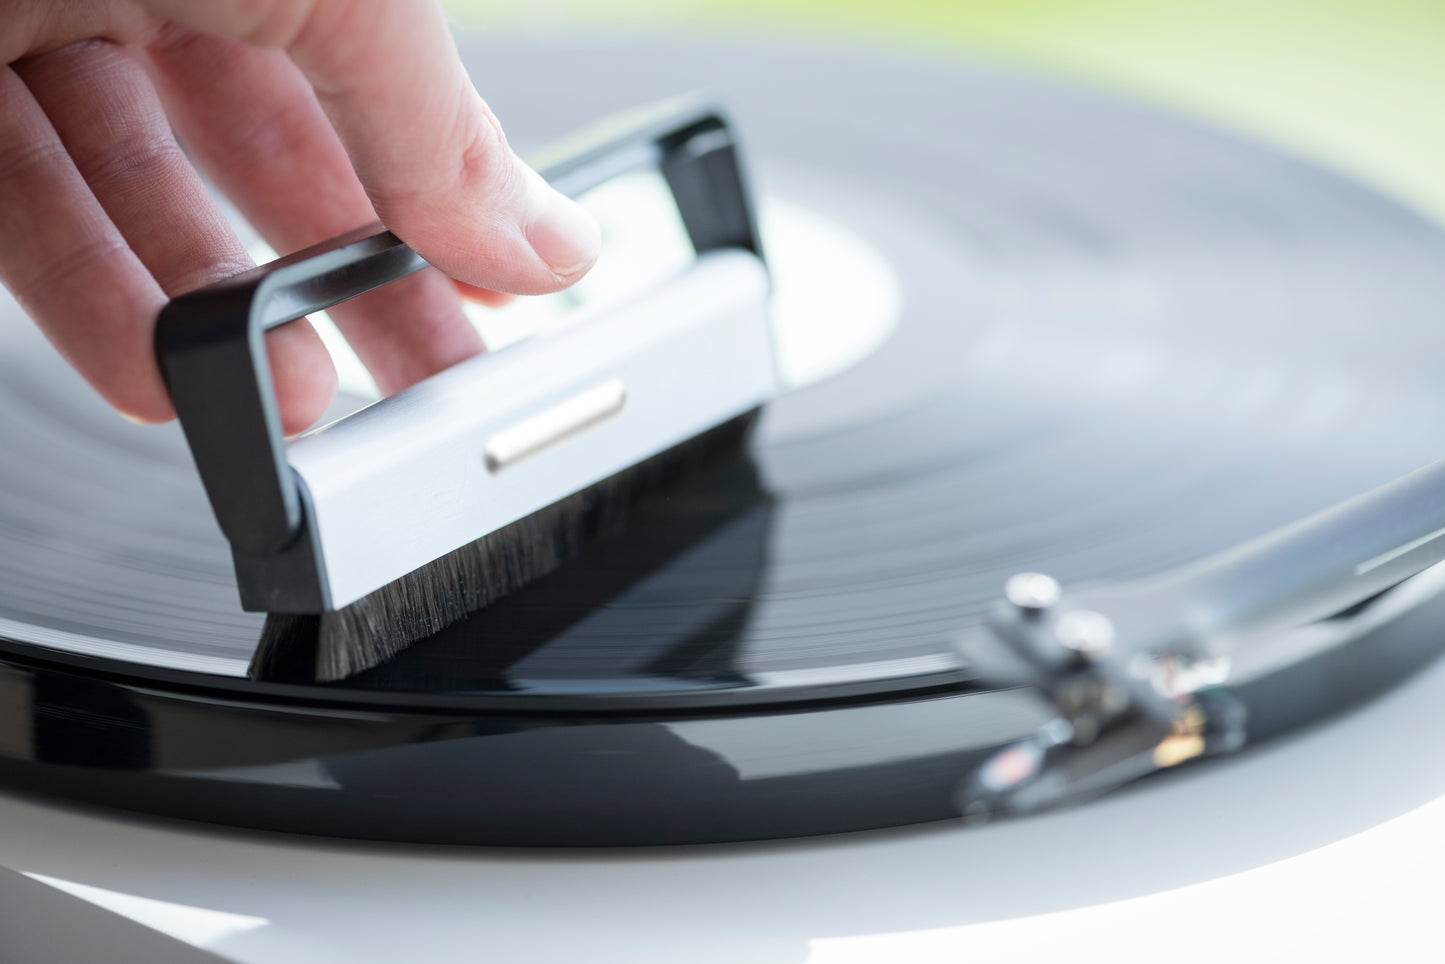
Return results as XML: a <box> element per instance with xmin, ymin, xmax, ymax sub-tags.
<box><xmin>2</xmin><ymin>638</ymin><xmax>1444</xmax><ymax>964</ymax></box>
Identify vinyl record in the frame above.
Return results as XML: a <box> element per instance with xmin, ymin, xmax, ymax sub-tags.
<box><xmin>1</xmin><ymin>36</ymin><xmax>1444</xmax><ymax>844</ymax></box>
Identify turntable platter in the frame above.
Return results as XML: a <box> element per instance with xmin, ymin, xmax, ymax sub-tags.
<box><xmin>2</xmin><ymin>37</ymin><xmax>1444</xmax><ymax>844</ymax></box>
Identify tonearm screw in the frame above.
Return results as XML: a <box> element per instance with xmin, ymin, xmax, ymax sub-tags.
<box><xmin>1053</xmin><ymin>610</ymin><xmax>1115</xmax><ymax>658</ymax></box>
<box><xmin>1004</xmin><ymin>572</ymin><xmax>1062</xmax><ymax>615</ymax></box>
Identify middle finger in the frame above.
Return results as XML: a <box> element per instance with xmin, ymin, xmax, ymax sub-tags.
<box><xmin>16</xmin><ymin>38</ymin><xmax>337</xmax><ymax>432</ymax></box>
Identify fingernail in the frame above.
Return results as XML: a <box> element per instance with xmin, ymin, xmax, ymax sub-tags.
<box><xmin>116</xmin><ymin>406</ymin><xmax>165</xmax><ymax>426</ymax></box>
<box><xmin>524</xmin><ymin>171</ymin><xmax>601</xmax><ymax>278</ymax></box>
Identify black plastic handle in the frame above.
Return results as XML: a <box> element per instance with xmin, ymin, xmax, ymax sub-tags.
<box><xmin>156</xmin><ymin>101</ymin><xmax>763</xmax><ymax>560</ymax></box>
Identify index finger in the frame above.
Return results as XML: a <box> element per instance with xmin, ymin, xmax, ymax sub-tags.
<box><xmin>143</xmin><ymin>0</ymin><xmax>600</xmax><ymax>295</ymax></box>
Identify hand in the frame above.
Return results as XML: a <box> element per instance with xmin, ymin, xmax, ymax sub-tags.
<box><xmin>0</xmin><ymin>0</ymin><xmax>601</xmax><ymax>433</ymax></box>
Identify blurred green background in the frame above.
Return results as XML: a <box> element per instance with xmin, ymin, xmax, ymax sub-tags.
<box><xmin>447</xmin><ymin>0</ymin><xmax>1445</xmax><ymax>222</ymax></box>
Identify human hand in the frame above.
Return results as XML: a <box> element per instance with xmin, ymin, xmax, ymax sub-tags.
<box><xmin>1</xmin><ymin>0</ymin><xmax>601</xmax><ymax>433</ymax></box>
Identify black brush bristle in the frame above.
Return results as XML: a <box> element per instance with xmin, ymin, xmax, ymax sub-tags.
<box><xmin>250</xmin><ymin>410</ymin><xmax>761</xmax><ymax>682</ymax></box>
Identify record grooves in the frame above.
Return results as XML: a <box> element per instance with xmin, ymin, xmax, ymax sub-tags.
<box><xmin>3</xmin><ymin>36</ymin><xmax>1445</xmax><ymax>844</ymax></box>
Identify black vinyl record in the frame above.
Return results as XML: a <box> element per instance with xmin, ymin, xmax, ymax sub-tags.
<box><xmin>1</xmin><ymin>36</ymin><xmax>1444</xmax><ymax>844</ymax></box>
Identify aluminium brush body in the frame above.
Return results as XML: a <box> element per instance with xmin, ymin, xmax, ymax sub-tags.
<box><xmin>155</xmin><ymin>103</ymin><xmax>777</xmax><ymax>679</ymax></box>
<box><xmin>255</xmin><ymin>248</ymin><xmax>771</xmax><ymax>615</ymax></box>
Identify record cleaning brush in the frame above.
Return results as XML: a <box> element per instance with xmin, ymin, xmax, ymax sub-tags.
<box><xmin>155</xmin><ymin>103</ymin><xmax>777</xmax><ymax>681</ymax></box>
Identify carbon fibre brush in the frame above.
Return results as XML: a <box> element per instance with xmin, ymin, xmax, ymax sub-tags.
<box><xmin>155</xmin><ymin>102</ymin><xmax>777</xmax><ymax>681</ymax></box>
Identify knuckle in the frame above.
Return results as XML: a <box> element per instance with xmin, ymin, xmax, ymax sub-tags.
<box><xmin>163</xmin><ymin>256</ymin><xmax>256</xmax><ymax>299</ymax></box>
<box><xmin>20</xmin><ymin>37</ymin><xmax>129</xmax><ymax>87</ymax></box>
<box><xmin>13</xmin><ymin>236</ymin><xmax>131</xmax><ymax>310</ymax></box>
<box><xmin>76</xmin><ymin>129</ymin><xmax>187</xmax><ymax>194</ymax></box>
<box><xmin>367</xmin><ymin>98</ymin><xmax>515</xmax><ymax>229</ymax></box>
<box><xmin>0</xmin><ymin>137</ymin><xmax>65</xmax><ymax>187</ymax></box>
<box><xmin>457</xmin><ymin>101</ymin><xmax>516</xmax><ymax>199</ymax></box>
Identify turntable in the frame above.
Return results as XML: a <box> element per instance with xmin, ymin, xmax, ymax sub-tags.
<box><xmin>4</xmin><ymin>25</ymin><xmax>1445</xmax><ymax>963</ymax></box>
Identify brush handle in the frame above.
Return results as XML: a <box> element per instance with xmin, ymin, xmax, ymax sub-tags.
<box><xmin>156</xmin><ymin>101</ymin><xmax>763</xmax><ymax>560</ymax></box>
<box><xmin>155</xmin><ymin>227</ymin><xmax>425</xmax><ymax>557</ymax></box>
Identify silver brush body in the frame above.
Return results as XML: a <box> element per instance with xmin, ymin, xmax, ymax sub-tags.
<box><xmin>157</xmin><ymin>104</ymin><xmax>775</xmax><ymax>676</ymax></box>
<box><xmin>285</xmin><ymin>251</ymin><xmax>774</xmax><ymax>612</ymax></box>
